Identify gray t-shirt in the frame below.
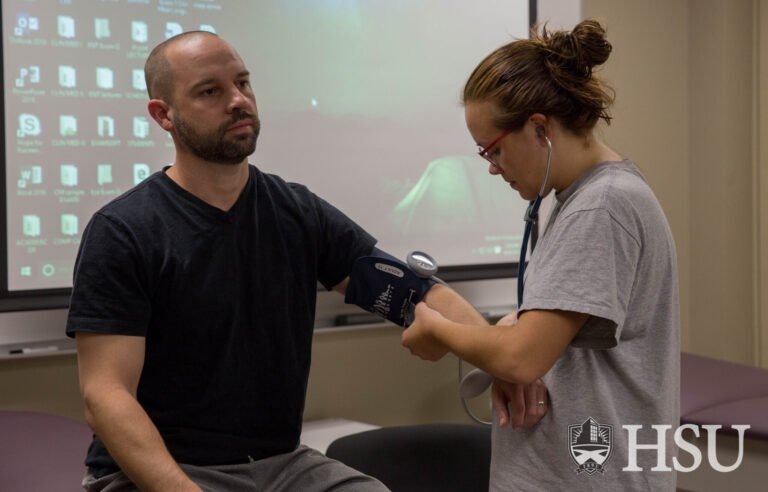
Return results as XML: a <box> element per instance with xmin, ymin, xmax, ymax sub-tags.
<box><xmin>490</xmin><ymin>161</ymin><xmax>680</xmax><ymax>491</ymax></box>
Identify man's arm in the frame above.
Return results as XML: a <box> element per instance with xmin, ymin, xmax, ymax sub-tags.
<box><xmin>422</xmin><ymin>283</ymin><xmax>487</xmax><ymax>325</ymax></box>
<box><xmin>333</xmin><ymin>277</ymin><xmax>486</xmax><ymax>328</ymax></box>
<box><xmin>76</xmin><ymin>333</ymin><xmax>202</xmax><ymax>492</ymax></box>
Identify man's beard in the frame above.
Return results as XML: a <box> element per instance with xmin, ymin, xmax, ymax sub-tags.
<box><xmin>173</xmin><ymin>109</ymin><xmax>260</xmax><ymax>165</ymax></box>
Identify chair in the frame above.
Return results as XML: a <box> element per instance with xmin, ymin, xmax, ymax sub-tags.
<box><xmin>0</xmin><ymin>410</ymin><xmax>92</xmax><ymax>492</ymax></box>
<box><xmin>325</xmin><ymin>423</ymin><xmax>491</xmax><ymax>492</ymax></box>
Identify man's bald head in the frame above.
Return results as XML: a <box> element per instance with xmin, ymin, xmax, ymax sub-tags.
<box><xmin>144</xmin><ymin>30</ymin><xmax>221</xmax><ymax>102</ymax></box>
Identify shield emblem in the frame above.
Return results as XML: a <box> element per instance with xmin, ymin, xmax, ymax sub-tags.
<box><xmin>569</xmin><ymin>417</ymin><xmax>613</xmax><ymax>474</ymax></box>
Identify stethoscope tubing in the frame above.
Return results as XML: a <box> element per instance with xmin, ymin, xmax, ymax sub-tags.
<box><xmin>517</xmin><ymin>135</ymin><xmax>552</xmax><ymax>308</ymax></box>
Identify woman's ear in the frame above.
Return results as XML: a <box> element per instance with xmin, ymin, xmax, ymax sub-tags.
<box><xmin>528</xmin><ymin>113</ymin><xmax>548</xmax><ymax>136</ymax></box>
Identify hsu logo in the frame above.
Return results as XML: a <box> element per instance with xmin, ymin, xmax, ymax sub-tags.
<box><xmin>567</xmin><ymin>418</ymin><xmax>752</xmax><ymax>474</ymax></box>
<box><xmin>623</xmin><ymin>424</ymin><xmax>750</xmax><ymax>472</ymax></box>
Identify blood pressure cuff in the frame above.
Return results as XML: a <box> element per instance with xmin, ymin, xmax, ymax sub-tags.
<box><xmin>345</xmin><ymin>251</ymin><xmax>435</xmax><ymax>327</ymax></box>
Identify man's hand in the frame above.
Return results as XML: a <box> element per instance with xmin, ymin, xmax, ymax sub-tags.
<box><xmin>401</xmin><ymin>302</ymin><xmax>450</xmax><ymax>361</ymax></box>
<box><xmin>492</xmin><ymin>378</ymin><xmax>548</xmax><ymax>429</ymax></box>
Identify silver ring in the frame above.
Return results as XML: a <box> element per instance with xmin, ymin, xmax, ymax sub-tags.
<box><xmin>537</xmin><ymin>401</ymin><xmax>545</xmax><ymax>406</ymax></box>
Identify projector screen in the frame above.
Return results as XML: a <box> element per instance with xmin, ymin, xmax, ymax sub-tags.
<box><xmin>2</xmin><ymin>0</ymin><xmax>532</xmax><ymax>310</ymax></box>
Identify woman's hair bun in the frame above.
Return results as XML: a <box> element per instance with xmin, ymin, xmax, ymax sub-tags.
<box><xmin>539</xmin><ymin>19</ymin><xmax>612</xmax><ymax>80</ymax></box>
<box><xmin>462</xmin><ymin>18</ymin><xmax>614</xmax><ymax>134</ymax></box>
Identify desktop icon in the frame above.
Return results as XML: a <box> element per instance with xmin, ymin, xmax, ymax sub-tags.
<box><xmin>20</xmin><ymin>266</ymin><xmax>32</xmax><ymax>277</ymax></box>
<box><xmin>97</xmin><ymin>116</ymin><xmax>115</xmax><ymax>138</ymax></box>
<box><xmin>61</xmin><ymin>164</ymin><xmax>78</xmax><ymax>186</ymax></box>
<box><xmin>15</xmin><ymin>13</ymin><xmax>40</xmax><ymax>37</ymax></box>
<box><xmin>57</xmin><ymin>16</ymin><xmax>76</xmax><ymax>38</ymax></box>
<box><xmin>132</xmin><ymin>69</ymin><xmax>147</xmax><ymax>91</ymax></box>
<box><xmin>165</xmin><ymin>22</ymin><xmax>183</xmax><ymax>39</ymax></box>
<box><xmin>61</xmin><ymin>214</ymin><xmax>79</xmax><ymax>236</ymax></box>
<box><xmin>96</xmin><ymin>67</ymin><xmax>114</xmax><ymax>89</ymax></box>
<box><xmin>59</xmin><ymin>115</ymin><xmax>78</xmax><ymax>136</ymax></box>
<box><xmin>97</xmin><ymin>164</ymin><xmax>113</xmax><ymax>185</ymax></box>
<box><xmin>17</xmin><ymin>114</ymin><xmax>42</xmax><ymax>137</ymax></box>
<box><xmin>16</xmin><ymin>66</ymin><xmax>41</xmax><ymax>88</ymax></box>
<box><xmin>131</xmin><ymin>21</ymin><xmax>148</xmax><ymax>43</ymax></box>
<box><xmin>94</xmin><ymin>18</ymin><xmax>111</xmax><ymax>39</ymax></box>
<box><xmin>133</xmin><ymin>117</ymin><xmax>150</xmax><ymax>138</ymax></box>
<box><xmin>22</xmin><ymin>215</ymin><xmax>41</xmax><ymax>237</ymax></box>
<box><xmin>133</xmin><ymin>163</ymin><xmax>151</xmax><ymax>184</ymax></box>
<box><xmin>58</xmin><ymin>65</ymin><xmax>77</xmax><ymax>88</ymax></box>
<box><xmin>18</xmin><ymin>166</ymin><xmax>43</xmax><ymax>188</ymax></box>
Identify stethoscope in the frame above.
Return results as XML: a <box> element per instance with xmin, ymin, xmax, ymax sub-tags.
<box><xmin>517</xmin><ymin>129</ymin><xmax>553</xmax><ymax>307</ymax></box>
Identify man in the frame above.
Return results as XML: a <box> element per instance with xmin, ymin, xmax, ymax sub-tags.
<box><xmin>67</xmin><ymin>31</ymin><xmax>488</xmax><ymax>491</ymax></box>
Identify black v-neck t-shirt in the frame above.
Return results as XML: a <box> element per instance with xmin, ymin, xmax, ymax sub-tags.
<box><xmin>67</xmin><ymin>165</ymin><xmax>376</xmax><ymax>468</ymax></box>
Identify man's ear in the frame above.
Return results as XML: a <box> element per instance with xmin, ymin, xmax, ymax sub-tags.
<box><xmin>147</xmin><ymin>99</ymin><xmax>173</xmax><ymax>132</ymax></box>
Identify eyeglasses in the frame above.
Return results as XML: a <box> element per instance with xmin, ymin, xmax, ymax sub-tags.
<box><xmin>477</xmin><ymin>130</ymin><xmax>510</xmax><ymax>167</ymax></box>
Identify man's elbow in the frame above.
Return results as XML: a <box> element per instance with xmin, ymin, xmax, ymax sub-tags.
<box><xmin>83</xmin><ymin>405</ymin><xmax>98</xmax><ymax>432</ymax></box>
<box><xmin>80</xmin><ymin>383</ymin><xmax>129</xmax><ymax>432</ymax></box>
<box><xmin>81</xmin><ymin>385</ymin><xmax>106</xmax><ymax>431</ymax></box>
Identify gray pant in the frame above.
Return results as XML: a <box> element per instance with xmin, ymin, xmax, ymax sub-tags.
<box><xmin>83</xmin><ymin>445</ymin><xmax>390</xmax><ymax>492</ymax></box>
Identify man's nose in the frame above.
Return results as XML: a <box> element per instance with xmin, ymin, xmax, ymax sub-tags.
<box><xmin>228</xmin><ymin>87</ymin><xmax>254</xmax><ymax>113</ymax></box>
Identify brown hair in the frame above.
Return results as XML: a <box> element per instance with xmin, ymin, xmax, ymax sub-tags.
<box><xmin>144</xmin><ymin>30</ymin><xmax>219</xmax><ymax>101</ymax></box>
<box><xmin>463</xmin><ymin>19</ymin><xmax>614</xmax><ymax>135</ymax></box>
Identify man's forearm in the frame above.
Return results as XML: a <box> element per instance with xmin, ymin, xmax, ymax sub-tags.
<box><xmin>85</xmin><ymin>389</ymin><xmax>200</xmax><ymax>492</ymax></box>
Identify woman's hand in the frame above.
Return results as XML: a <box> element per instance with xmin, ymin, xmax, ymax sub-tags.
<box><xmin>401</xmin><ymin>302</ymin><xmax>450</xmax><ymax>361</ymax></box>
<box><xmin>492</xmin><ymin>378</ymin><xmax>549</xmax><ymax>429</ymax></box>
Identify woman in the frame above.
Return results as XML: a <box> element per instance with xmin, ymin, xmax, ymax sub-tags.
<box><xmin>402</xmin><ymin>20</ymin><xmax>680</xmax><ymax>491</ymax></box>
